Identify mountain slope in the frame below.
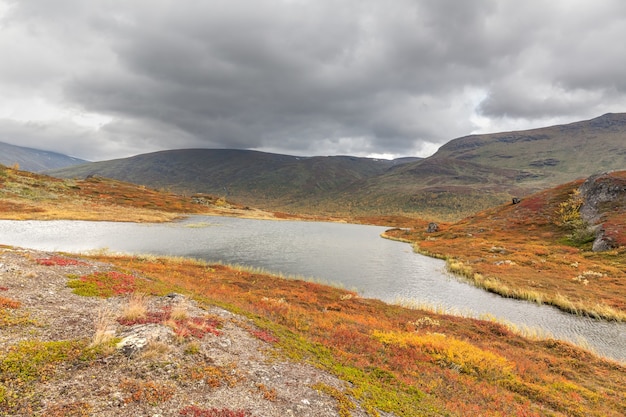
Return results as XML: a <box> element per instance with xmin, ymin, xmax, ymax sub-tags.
<box><xmin>430</xmin><ymin>112</ymin><xmax>626</xmax><ymax>186</ymax></box>
<box><xmin>46</xmin><ymin>113</ymin><xmax>626</xmax><ymax>220</ymax></box>
<box><xmin>46</xmin><ymin>149</ymin><xmax>419</xmax><ymax>210</ymax></box>
<box><xmin>335</xmin><ymin>113</ymin><xmax>626</xmax><ymax>218</ymax></box>
<box><xmin>0</xmin><ymin>141</ymin><xmax>88</xmax><ymax>172</ymax></box>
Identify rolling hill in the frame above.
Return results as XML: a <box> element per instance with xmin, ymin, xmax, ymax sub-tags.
<box><xmin>0</xmin><ymin>141</ymin><xmax>87</xmax><ymax>172</ymax></box>
<box><xmin>430</xmin><ymin>112</ymin><xmax>626</xmax><ymax>186</ymax></box>
<box><xmin>46</xmin><ymin>149</ymin><xmax>421</xmax><ymax>213</ymax></box>
<box><xmin>0</xmin><ymin>163</ymin><xmax>293</xmax><ymax>222</ymax></box>
<box><xmin>344</xmin><ymin>113</ymin><xmax>626</xmax><ymax>218</ymax></box>
<box><xmin>46</xmin><ymin>113</ymin><xmax>626</xmax><ymax>220</ymax></box>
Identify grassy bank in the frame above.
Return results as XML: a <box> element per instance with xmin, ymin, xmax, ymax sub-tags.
<box><xmin>76</xmin><ymin>253</ymin><xmax>625</xmax><ymax>416</ymax></box>
<box><xmin>384</xmin><ymin>178</ymin><xmax>626</xmax><ymax>322</ymax></box>
<box><xmin>0</xmin><ymin>165</ymin><xmax>340</xmax><ymax>223</ymax></box>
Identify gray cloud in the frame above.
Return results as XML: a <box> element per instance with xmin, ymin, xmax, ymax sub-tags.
<box><xmin>1</xmin><ymin>0</ymin><xmax>626</xmax><ymax>161</ymax></box>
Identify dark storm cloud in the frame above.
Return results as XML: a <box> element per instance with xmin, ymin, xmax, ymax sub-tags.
<box><xmin>476</xmin><ymin>1</ymin><xmax>626</xmax><ymax>119</ymax></box>
<box><xmin>1</xmin><ymin>0</ymin><xmax>626</xmax><ymax>160</ymax></box>
<box><xmin>63</xmin><ymin>0</ymin><xmax>494</xmax><ymax>155</ymax></box>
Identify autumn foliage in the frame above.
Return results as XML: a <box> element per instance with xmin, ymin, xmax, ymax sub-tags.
<box><xmin>386</xmin><ymin>175</ymin><xmax>626</xmax><ymax>321</ymax></box>
<box><xmin>2</xmin><ymin>164</ymin><xmax>625</xmax><ymax>416</ymax></box>
<box><xmin>36</xmin><ymin>256</ymin><xmax>87</xmax><ymax>267</ymax></box>
<box><xmin>88</xmin><ymin>253</ymin><xmax>625</xmax><ymax>417</ymax></box>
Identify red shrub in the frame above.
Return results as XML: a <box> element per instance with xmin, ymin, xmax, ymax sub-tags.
<box><xmin>172</xmin><ymin>316</ymin><xmax>222</xmax><ymax>339</ymax></box>
<box><xmin>116</xmin><ymin>306</ymin><xmax>222</xmax><ymax>340</ymax></box>
<box><xmin>0</xmin><ymin>296</ymin><xmax>21</xmax><ymax>309</ymax></box>
<box><xmin>249</xmin><ymin>329</ymin><xmax>279</xmax><ymax>344</ymax></box>
<box><xmin>36</xmin><ymin>256</ymin><xmax>87</xmax><ymax>267</ymax></box>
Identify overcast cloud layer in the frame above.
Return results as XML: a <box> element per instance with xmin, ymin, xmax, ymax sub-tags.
<box><xmin>1</xmin><ymin>0</ymin><xmax>625</xmax><ymax>161</ymax></box>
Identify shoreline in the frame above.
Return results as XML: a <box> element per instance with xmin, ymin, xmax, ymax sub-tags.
<box><xmin>1</xmin><ymin>245</ymin><xmax>623</xmax><ymax>416</ymax></box>
<box><xmin>381</xmin><ymin>229</ymin><xmax>626</xmax><ymax>323</ymax></box>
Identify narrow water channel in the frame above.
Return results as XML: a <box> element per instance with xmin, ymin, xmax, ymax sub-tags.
<box><xmin>0</xmin><ymin>216</ymin><xmax>624</xmax><ymax>362</ymax></box>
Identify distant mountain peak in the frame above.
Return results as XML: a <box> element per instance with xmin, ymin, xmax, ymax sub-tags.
<box><xmin>0</xmin><ymin>141</ymin><xmax>88</xmax><ymax>172</ymax></box>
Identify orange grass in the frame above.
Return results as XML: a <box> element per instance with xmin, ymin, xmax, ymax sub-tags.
<box><xmin>86</xmin><ymin>254</ymin><xmax>626</xmax><ymax>417</ymax></box>
<box><xmin>0</xmin><ymin>168</ymin><xmax>202</xmax><ymax>222</ymax></box>
<box><xmin>385</xmin><ymin>175</ymin><xmax>626</xmax><ymax>321</ymax></box>
<box><xmin>0</xmin><ymin>166</ymin><xmax>341</xmax><ymax>223</ymax></box>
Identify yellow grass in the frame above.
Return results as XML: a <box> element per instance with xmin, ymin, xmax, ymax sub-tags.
<box><xmin>90</xmin><ymin>308</ymin><xmax>116</xmax><ymax>349</ymax></box>
<box><xmin>120</xmin><ymin>292</ymin><xmax>148</xmax><ymax>321</ymax></box>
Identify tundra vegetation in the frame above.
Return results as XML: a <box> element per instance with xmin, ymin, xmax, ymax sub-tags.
<box><xmin>385</xmin><ymin>172</ymin><xmax>626</xmax><ymax>322</ymax></box>
<box><xmin>0</xmin><ymin>164</ymin><xmax>625</xmax><ymax>416</ymax></box>
<box><xmin>60</xmin><ymin>253</ymin><xmax>626</xmax><ymax>416</ymax></box>
<box><xmin>0</xmin><ymin>164</ymin><xmax>328</xmax><ymax>223</ymax></box>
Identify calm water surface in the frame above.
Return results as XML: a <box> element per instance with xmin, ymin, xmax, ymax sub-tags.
<box><xmin>0</xmin><ymin>216</ymin><xmax>624</xmax><ymax>362</ymax></box>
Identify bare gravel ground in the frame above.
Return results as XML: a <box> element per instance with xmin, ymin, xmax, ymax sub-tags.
<box><xmin>0</xmin><ymin>247</ymin><xmax>374</xmax><ymax>417</ymax></box>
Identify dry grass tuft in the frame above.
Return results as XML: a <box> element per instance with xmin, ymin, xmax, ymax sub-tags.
<box><xmin>140</xmin><ymin>340</ymin><xmax>172</xmax><ymax>361</ymax></box>
<box><xmin>170</xmin><ymin>300</ymin><xmax>189</xmax><ymax>321</ymax></box>
<box><xmin>90</xmin><ymin>308</ymin><xmax>116</xmax><ymax>349</ymax></box>
<box><xmin>120</xmin><ymin>292</ymin><xmax>148</xmax><ymax>321</ymax></box>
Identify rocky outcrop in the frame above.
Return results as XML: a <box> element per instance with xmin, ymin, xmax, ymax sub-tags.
<box><xmin>579</xmin><ymin>172</ymin><xmax>626</xmax><ymax>251</ymax></box>
<box><xmin>117</xmin><ymin>324</ymin><xmax>175</xmax><ymax>357</ymax></box>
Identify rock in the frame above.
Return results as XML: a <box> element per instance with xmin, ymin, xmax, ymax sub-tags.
<box><xmin>512</xmin><ymin>197</ymin><xmax>521</xmax><ymax>205</ymax></box>
<box><xmin>578</xmin><ymin>172</ymin><xmax>626</xmax><ymax>251</ymax></box>
<box><xmin>426</xmin><ymin>222</ymin><xmax>439</xmax><ymax>233</ymax></box>
<box><xmin>165</xmin><ymin>292</ymin><xmax>184</xmax><ymax>300</ymax></box>
<box><xmin>489</xmin><ymin>246</ymin><xmax>508</xmax><ymax>254</ymax></box>
<box><xmin>116</xmin><ymin>324</ymin><xmax>175</xmax><ymax>356</ymax></box>
<box><xmin>592</xmin><ymin>234</ymin><xmax>617</xmax><ymax>252</ymax></box>
<box><xmin>579</xmin><ymin>172</ymin><xmax>626</xmax><ymax>224</ymax></box>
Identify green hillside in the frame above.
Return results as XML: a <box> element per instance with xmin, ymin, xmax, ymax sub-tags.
<box><xmin>431</xmin><ymin>112</ymin><xmax>626</xmax><ymax>186</ymax></box>
<box><xmin>47</xmin><ymin>149</ymin><xmax>419</xmax><ymax>213</ymax></box>
<box><xmin>46</xmin><ymin>113</ymin><xmax>626</xmax><ymax>220</ymax></box>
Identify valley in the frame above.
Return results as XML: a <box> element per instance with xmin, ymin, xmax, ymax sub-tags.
<box><xmin>0</xmin><ymin>113</ymin><xmax>625</xmax><ymax>416</ymax></box>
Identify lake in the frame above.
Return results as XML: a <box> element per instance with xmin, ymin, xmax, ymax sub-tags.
<box><xmin>0</xmin><ymin>216</ymin><xmax>624</xmax><ymax>362</ymax></box>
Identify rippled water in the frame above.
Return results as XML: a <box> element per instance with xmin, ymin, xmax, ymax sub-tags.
<box><xmin>0</xmin><ymin>216</ymin><xmax>624</xmax><ymax>362</ymax></box>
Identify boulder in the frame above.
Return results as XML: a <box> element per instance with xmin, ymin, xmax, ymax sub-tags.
<box><xmin>426</xmin><ymin>222</ymin><xmax>439</xmax><ymax>233</ymax></box>
<box><xmin>116</xmin><ymin>324</ymin><xmax>175</xmax><ymax>357</ymax></box>
<box><xmin>592</xmin><ymin>234</ymin><xmax>617</xmax><ymax>252</ymax></box>
<box><xmin>578</xmin><ymin>172</ymin><xmax>626</xmax><ymax>251</ymax></box>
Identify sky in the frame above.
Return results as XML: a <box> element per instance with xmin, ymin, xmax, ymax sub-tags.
<box><xmin>1</xmin><ymin>0</ymin><xmax>625</xmax><ymax>162</ymax></box>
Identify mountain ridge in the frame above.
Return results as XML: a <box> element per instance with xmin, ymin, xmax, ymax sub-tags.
<box><xmin>430</xmin><ymin>112</ymin><xmax>626</xmax><ymax>184</ymax></box>
<box><xmin>0</xmin><ymin>141</ymin><xmax>88</xmax><ymax>172</ymax></box>
<box><xmin>43</xmin><ymin>113</ymin><xmax>626</xmax><ymax>219</ymax></box>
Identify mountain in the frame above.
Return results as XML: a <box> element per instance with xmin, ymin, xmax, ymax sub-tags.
<box><xmin>333</xmin><ymin>113</ymin><xmax>626</xmax><ymax>218</ymax></box>
<box><xmin>46</xmin><ymin>113</ymin><xmax>626</xmax><ymax>220</ymax></box>
<box><xmin>430</xmin><ymin>112</ymin><xmax>626</xmax><ymax>186</ymax></box>
<box><xmin>46</xmin><ymin>149</ymin><xmax>421</xmax><ymax>211</ymax></box>
<box><xmin>0</xmin><ymin>141</ymin><xmax>88</xmax><ymax>172</ymax></box>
